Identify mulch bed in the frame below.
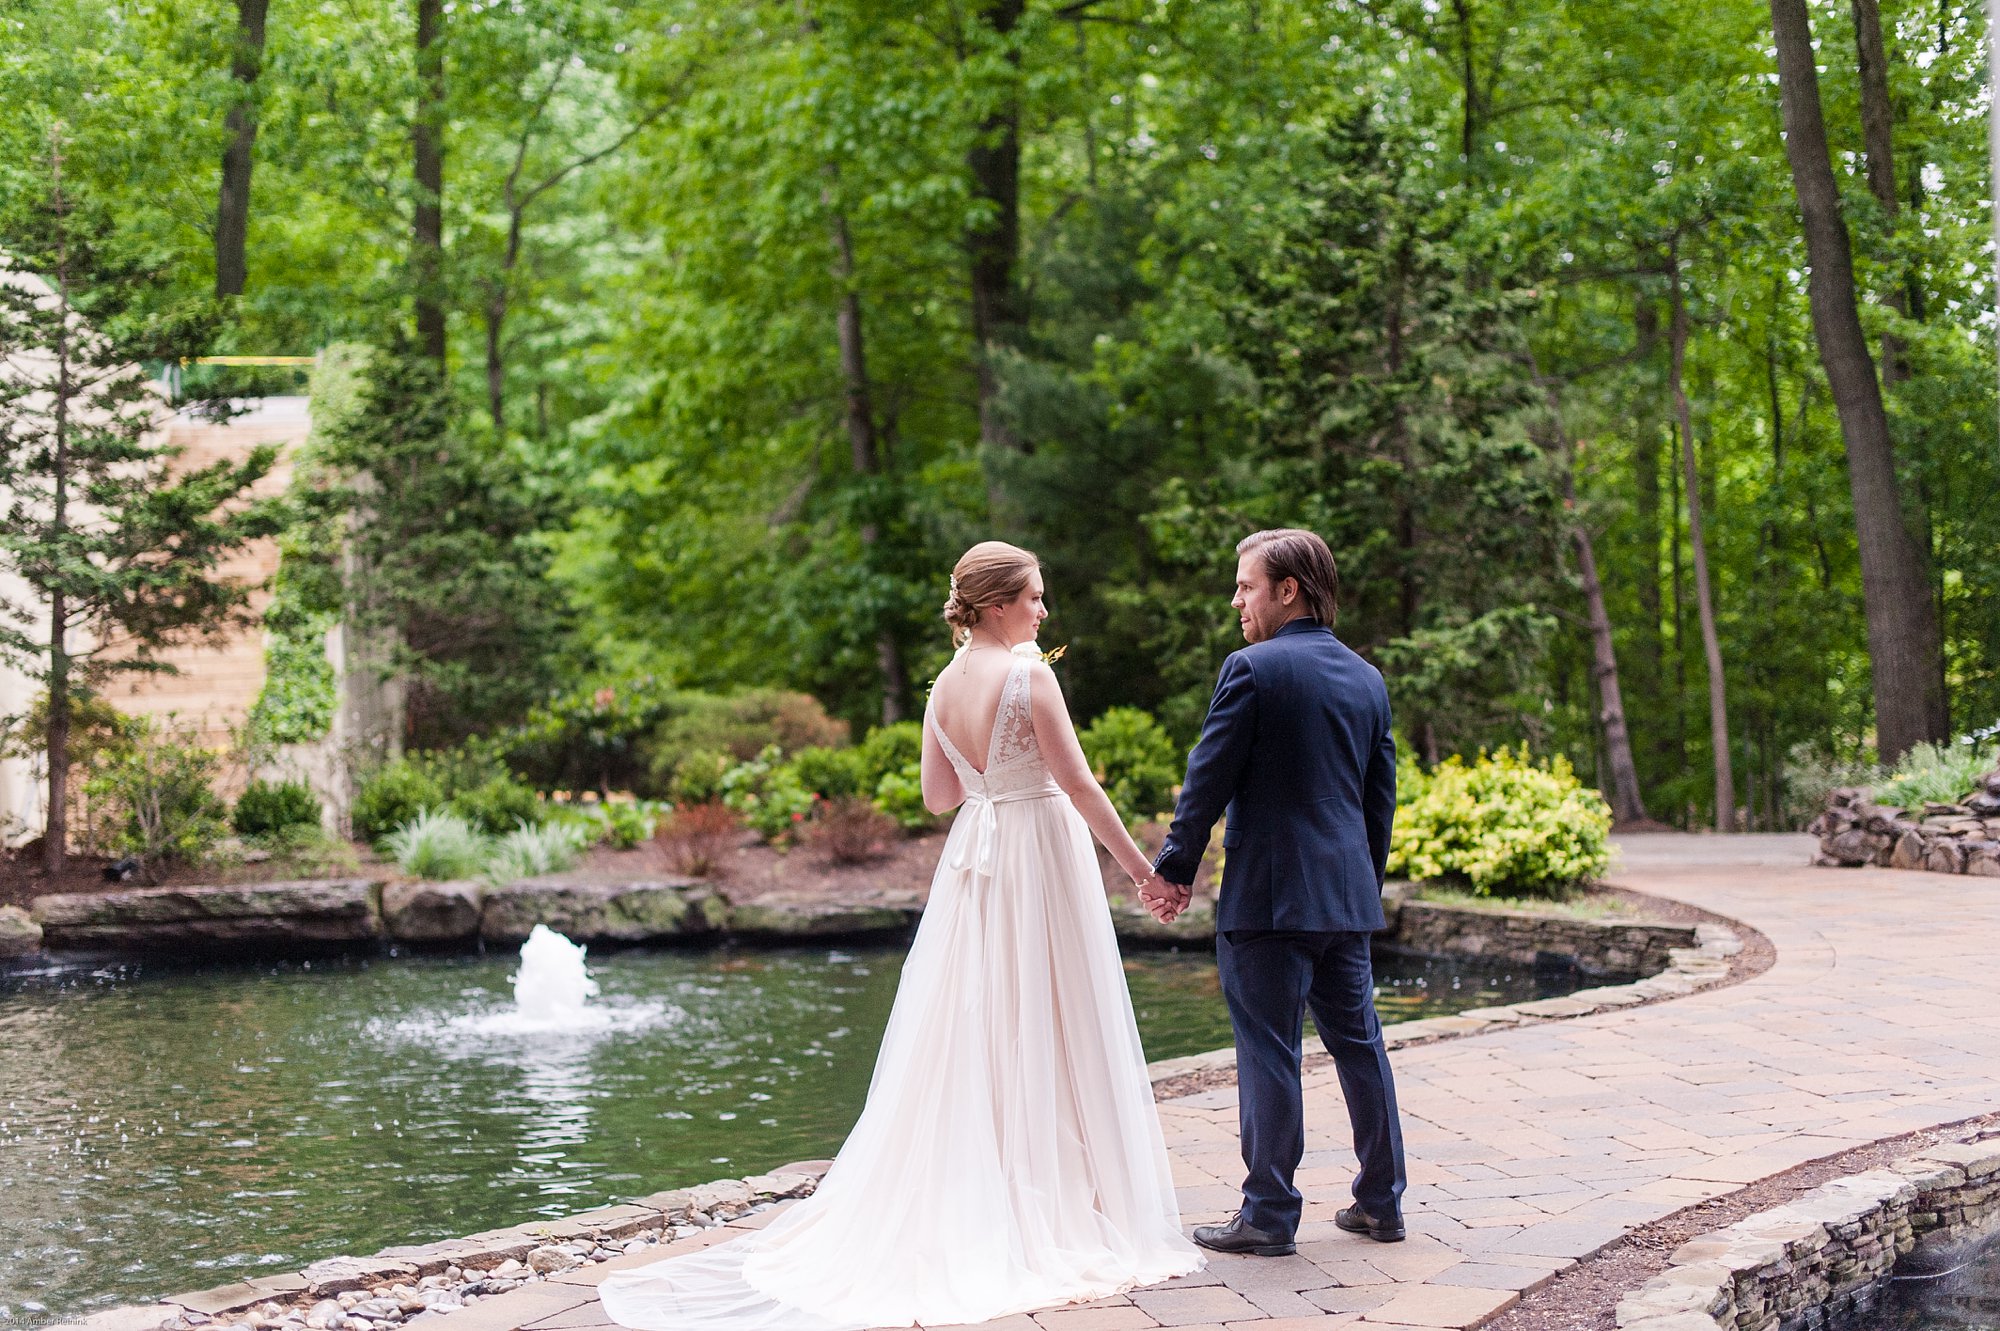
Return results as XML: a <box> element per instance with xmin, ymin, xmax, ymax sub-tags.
<box><xmin>1487</xmin><ymin>1110</ymin><xmax>2000</xmax><ymax>1331</ymax></box>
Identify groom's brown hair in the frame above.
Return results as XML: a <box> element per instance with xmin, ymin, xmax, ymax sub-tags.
<box><xmin>1238</xmin><ymin>528</ymin><xmax>1340</xmax><ymax>625</ymax></box>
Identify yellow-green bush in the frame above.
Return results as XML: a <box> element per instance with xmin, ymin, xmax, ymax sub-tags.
<box><xmin>1388</xmin><ymin>747</ymin><xmax>1611</xmax><ymax>896</ymax></box>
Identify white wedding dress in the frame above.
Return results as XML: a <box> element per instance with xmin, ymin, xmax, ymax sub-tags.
<box><xmin>600</xmin><ymin>654</ymin><xmax>1201</xmax><ymax>1330</ymax></box>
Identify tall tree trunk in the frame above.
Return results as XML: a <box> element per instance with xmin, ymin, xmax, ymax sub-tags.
<box><xmin>1990</xmin><ymin>0</ymin><xmax>2000</xmax><ymax>384</ymax></box>
<box><xmin>1450</xmin><ymin>0</ymin><xmax>1478</xmax><ymax>168</ymax></box>
<box><xmin>827</xmin><ymin>177</ymin><xmax>910</xmax><ymax>723</ymax></box>
<box><xmin>485</xmin><ymin>204</ymin><xmax>521</xmax><ymax>432</ymax></box>
<box><xmin>412</xmin><ymin>0</ymin><xmax>447</xmax><ymax>365</ymax></box>
<box><xmin>1770</xmin><ymin>0</ymin><xmax>1948</xmax><ymax>761</ymax></box>
<box><xmin>1538</xmin><ymin>376</ymin><xmax>1649</xmax><ymax>825</ymax></box>
<box><xmin>1850</xmin><ymin>0</ymin><xmax>1908</xmax><ymax>384</ymax></box>
<box><xmin>1667</xmin><ymin>242</ymin><xmax>1736</xmax><ymax>833</ymax></box>
<box><xmin>44</xmin><ymin>134</ymin><xmax>73</xmax><ymax>876</ymax></box>
<box><xmin>213</xmin><ymin>0</ymin><xmax>269</xmax><ymax>298</ymax></box>
<box><xmin>967</xmin><ymin>0</ymin><xmax>1027</xmax><ymax>483</ymax></box>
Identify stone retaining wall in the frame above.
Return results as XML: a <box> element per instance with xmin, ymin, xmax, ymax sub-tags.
<box><xmin>41</xmin><ymin>1164</ymin><xmax>833</xmax><ymax>1331</ymax></box>
<box><xmin>18</xmin><ymin>878</ymin><xmax>1702</xmax><ymax>978</ymax></box>
<box><xmin>1384</xmin><ymin>895</ymin><xmax>1697</xmax><ymax>979</ymax></box>
<box><xmin>1809</xmin><ymin>774</ymin><xmax>2000</xmax><ymax>876</ymax></box>
<box><xmin>1615</xmin><ymin>1133</ymin><xmax>2000</xmax><ymax>1331</ymax></box>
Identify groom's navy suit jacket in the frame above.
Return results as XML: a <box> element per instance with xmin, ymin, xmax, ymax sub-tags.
<box><xmin>1154</xmin><ymin>617</ymin><xmax>1396</xmax><ymax>934</ymax></box>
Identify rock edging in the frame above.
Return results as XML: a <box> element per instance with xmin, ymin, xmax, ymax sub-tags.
<box><xmin>47</xmin><ymin>1164</ymin><xmax>832</xmax><ymax>1331</ymax></box>
<box><xmin>1143</xmin><ymin>920</ymin><xmax>1742</xmax><ymax>1087</ymax></box>
<box><xmin>1809</xmin><ymin>775</ymin><xmax>2000</xmax><ymax>876</ymax></box>
<box><xmin>1614</xmin><ymin>1131</ymin><xmax>2000</xmax><ymax>1331</ymax></box>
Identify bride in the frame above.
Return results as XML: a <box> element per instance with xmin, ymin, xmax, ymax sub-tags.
<box><xmin>599</xmin><ymin>540</ymin><xmax>1203</xmax><ymax>1330</ymax></box>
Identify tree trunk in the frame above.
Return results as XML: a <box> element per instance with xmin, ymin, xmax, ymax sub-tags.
<box><xmin>1849</xmin><ymin>0</ymin><xmax>1908</xmax><ymax>384</ymax></box>
<box><xmin>1539</xmin><ymin>381</ymin><xmax>1649</xmax><ymax>825</ymax></box>
<box><xmin>967</xmin><ymin>0</ymin><xmax>1027</xmax><ymax>475</ymax></box>
<box><xmin>412</xmin><ymin>0</ymin><xmax>447</xmax><ymax>365</ymax></box>
<box><xmin>213</xmin><ymin>0</ymin><xmax>269</xmax><ymax>298</ymax></box>
<box><xmin>1450</xmin><ymin>0</ymin><xmax>1478</xmax><ymax>168</ymax></box>
<box><xmin>1667</xmin><ymin>243</ymin><xmax>1735</xmax><ymax>833</ymax></box>
<box><xmin>1770</xmin><ymin>0</ymin><xmax>1949</xmax><ymax>761</ymax></box>
<box><xmin>45</xmin><ymin>148</ymin><xmax>73</xmax><ymax>876</ymax></box>
<box><xmin>485</xmin><ymin>204</ymin><xmax>522</xmax><ymax>432</ymax></box>
<box><xmin>827</xmin><ymin>178</ymin><xmax>910</xmax><ymax>723</ymax></box>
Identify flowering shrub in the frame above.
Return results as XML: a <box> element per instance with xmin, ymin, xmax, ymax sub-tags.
<box><xmin>721</xmin><ymin>745</ymin><xmax>820</xmax><ymax>842</ymax></box>
<box><xmin>1388</xmin><ymin>747</ymin><xmax>1611</xmax><ymax>897</ymax></box>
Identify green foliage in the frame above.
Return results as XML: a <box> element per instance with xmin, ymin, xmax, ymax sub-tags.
<box><xmin>1779</xmin><ymin>745</ymin><xmax>1886</xmax><ymax>828</ymax></box>
<box><xmin>384</xmin><ymin>809</ymin><xmax>491</xmax><ymax>881</ymax></box>
<box><xmin>503</xmin><ymin>675</ymin><xmax>684</xmax><ymax>796</ymax></box>
<box><xmin>548</xmin><ymin>798</ymin><xmax>665</xmax><ymax>850</ymax></box>
<box><xmin>351</xmin><ymin>759</ymin><xmax>446</xmax><ymax>846</ymax></box>
<box><xmin>447</xmin><ymin>773</ymin><xmax>544</xmax><ymax>835</ymax></box>
<box><xmin>484</xmin><ymin>820</ymin><xmax>590</xmax><ymax>885</ymax></box>
<box><xmin>872</xmin><ymin>763</ymin><xmax>936</xmax><ymax>832</ymax></box>
<box><xmin>855</xmin><ymin>722</ymin><xmax>923</xmax><ymax>790</ymax></box>
<box><xmin>668</xmin><ymin>750</ymin><xmax>732</xmax><ymax>805</ymax></box>
<box><xmin>1388</xmin><ymin>749</ymin><xmax>1613</xmax><ymax>897</ymax></box>
<box><xmin>788</xmin><ymin>746</ymin><xmax>867</xmax><ymax>801</ymax></box>
<box><xmin>242</xmin><ymin>822</ymin><xmax>363</xmax><ymax>878</ymax></box>
<box><xmin>84</xmin><ymin>723</ymin><xmax>229</xmax><ymax>881</ymax></box>
<box><xmin>231</xmin><ymin>779</ymin><xmax>323</xmax><ymax>838</ymax></box>
<box><xmin>644</xmin><ymin>689</ymin><xmax>849</xmax><ymax>786</ymax></box>
<box><xmin>720</xmin><ymin>746</ymin><xmax>820</xmax><ymax>842</ymax></box>
<box><xmin>1874</xmin><ymin>740</ymin><xmax>2000</xmax><ymax>810</ymax></box>
<box><xmin>315</xmin><ymin>339</ymin><xmax>574</xmax><ymax>748</ymax></box>
<box><xmin>1077</xmin><ymin>708</ymin><xmax>1181</xmax><ymax>825</ymax></box>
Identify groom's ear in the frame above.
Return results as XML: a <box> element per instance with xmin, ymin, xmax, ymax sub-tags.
<box><xmin>1279</xmin><ymin>576</ymin><xmax>1300</xmax><ymax>605</ymax></box>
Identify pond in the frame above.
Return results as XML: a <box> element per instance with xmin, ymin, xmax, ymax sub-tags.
<box><xmin>0</xmin><ymin>942</ymin><xmax>1576</xmax><ymax>1328</ymax></box>
<box><xmin>1837</xmin><ymin>1232</ymin><xmax>2000</xmax><ymax>1331</ymax></box>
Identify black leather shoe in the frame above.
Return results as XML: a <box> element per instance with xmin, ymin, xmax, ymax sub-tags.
<box><xmin>1335</xmin><ymin>1204</ymin><xmax>1406</xmax><ymax>1243</ymax></box>
<box><xmin>1192</xmin><ymin>1211</ymin><xmax>1296</xmax><ymax>1257</ymax></box>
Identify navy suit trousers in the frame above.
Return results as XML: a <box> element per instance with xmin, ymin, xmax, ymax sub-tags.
<box><xmin>1216</xmin><ymin>929</ymin><xmax>1408</xmax><ymax>1236</ymax></box>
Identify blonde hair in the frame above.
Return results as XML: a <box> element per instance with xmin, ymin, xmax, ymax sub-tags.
<box><xmin>943</xmin><ymin>541</ymin><xmax>1041</xmax><ymax>646</ymax></box>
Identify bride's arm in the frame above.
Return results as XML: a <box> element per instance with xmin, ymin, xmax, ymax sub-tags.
<box><xmin>919</xmin><ymin>699</ymin><xmax>965</xmax><ymax>815</ymax></box>
<box><xmin>1027</xmin><ymin>661</ymin><xmax>1156</xmax><ymax>886</ymax></box>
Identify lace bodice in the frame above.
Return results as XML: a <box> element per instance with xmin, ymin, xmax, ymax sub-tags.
<box><xmin>928</xmin><ymin>654</ymin><xmax>1054</xmax><ymax>800</ymax></box>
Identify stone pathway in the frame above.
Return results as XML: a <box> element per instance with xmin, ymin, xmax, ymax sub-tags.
<box><xmin>451</xmin><ymin>834</ymin><xmax>2000</xmax><ymax>1330</ymax></box>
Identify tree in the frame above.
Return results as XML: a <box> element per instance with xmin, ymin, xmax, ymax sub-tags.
<box><xmin>412</xmin><ymin>0</ymin><xmax>447</xmax><ymax>364</ymax></box>
<box><xmin>214</xmin><ymin>0</ymin><xmax>270</xmax><ymax>298</ymax></box>
<box><xmin>0</xmin><ymin>133</ymin><xmax>281</xmax><ymax>873</ymax></box>
<box><xmin>314</xmin><ymin>339</ymin><xmax>573</xmax><ymax>746</ymax></box>
<box><xmin>1769</xmin><ymin>0</ymin><xmax>1948</xmax><ymax>762</ymax></box>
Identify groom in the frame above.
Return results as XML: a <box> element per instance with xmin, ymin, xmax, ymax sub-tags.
<box><xmin>1143</xmin><ymin>528</ymin><xmax>1407</xmax><ymax>1256</ymax></box>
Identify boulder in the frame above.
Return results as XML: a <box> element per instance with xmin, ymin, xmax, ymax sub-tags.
<box><xmin>0</xmin><ymin>904</ymin><xmax>43</xmax><ymax>958</ymax></box>
<box><xmin>724</xmin><ymin>898</ymin><xmax>918</xmax><ymax>939</ymax></box>
<box><xmin>32</xmin><ymin>879</ymin><xmax>381</xmax><ymax>951</ymax></box>
<box><xmin>382</xmin><ymin>880</ymin><xmax>482</xmax><ymax>943</ymax></box>
<box><xmin>1889</xmin><ymin>831</ymin><xmax>1928</xmax><ymax>872</ymax></box>
<box><xmin>1823</xmin><ymin>827</ymin><xmax>1888</xmax><ymax>866</ymax></box>
<box><xmin>479</xmin><ymin>878</ymin><xmax>701</xmax><ymax>944</ymax></box>
<box><xmin>1964</xmin><ymin>842</ymin><xmax>2000</xmax><ymax>878</ymax></box>
<box><xmin>1925</xmin><ymin>841</ymin><xmax>1967</xmax><ymax>875</ymax></box>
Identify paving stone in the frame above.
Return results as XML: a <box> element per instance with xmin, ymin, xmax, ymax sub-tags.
<box><xmin>1129</xmin><ymin>1288</ymin><xmax>1261</xmax><ymax>1325</ymax></box>
<box><xmin>1356</xmin><ymin>1283</ymin><xmax>1516</xmax><ymax>1327</ymax></box>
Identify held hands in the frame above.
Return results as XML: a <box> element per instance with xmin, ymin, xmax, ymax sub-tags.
<box><xmin>1134</xmin><ymin>870</ymin><xmax>1193</xmax><ymax>924</ymax></box>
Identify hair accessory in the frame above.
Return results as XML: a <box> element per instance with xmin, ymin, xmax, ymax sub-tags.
<box><xmin>948</xmin><ymin>575</ymin><xmax>960</xmax><ymax>598</ymax></box>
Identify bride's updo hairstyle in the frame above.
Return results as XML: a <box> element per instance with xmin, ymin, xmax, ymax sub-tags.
<box><xmin>943</xmin><ymin>541</ymin><xmax>1041</xmax><ymax>646</ymax></box>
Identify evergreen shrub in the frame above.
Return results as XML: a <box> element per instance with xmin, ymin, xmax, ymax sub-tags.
<box><xmin>1078</xmin><ymin>707</ymin><xmax>1181</xmax><ymax>825</ymax></box>
<box><xmin>352</xmin><ymin>759</ymin><xmax>445</xmax><ymax>845</ymax></box>
<box><xmin>1388</xmin><ymin>747</ymin><xmax>1611</xmax><ymax>896</ymax></box>
<box><xmin>232</xmin><ymin>779</ymin><xmax>323</xmax><ymax>837</ymax></box>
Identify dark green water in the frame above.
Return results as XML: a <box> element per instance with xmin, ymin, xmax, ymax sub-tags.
<box><xmin>1837</xmin><ymin>1237</ymin><xmax>2000</xmax><ymax>1331</ymax></box>
<box><xmin>0</xmin><ymin>944</ymin><xmax>1562</xmax><ymax>1327</ymax></box>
